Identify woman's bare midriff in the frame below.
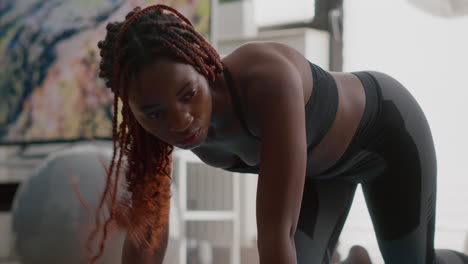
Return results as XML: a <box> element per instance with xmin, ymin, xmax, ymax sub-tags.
<box><xmin>306</xmin><ymin>72</ymin><xmax>367</xmax><ymax>177</ymax></box>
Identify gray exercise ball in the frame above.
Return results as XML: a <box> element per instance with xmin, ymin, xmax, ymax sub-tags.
<box><xmin>11</xmin><ymin>144</ymin><xmax>182</xmax><ymax>264</ymax></box>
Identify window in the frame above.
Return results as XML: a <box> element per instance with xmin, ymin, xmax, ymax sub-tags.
<box><xmin>253</xmin><ymin>0</ymin><xmax>316</xmax><ymax>27</ymax></box>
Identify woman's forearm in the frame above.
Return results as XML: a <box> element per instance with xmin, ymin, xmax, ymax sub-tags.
<box><xmin>257</xmin><ymin>236</ymin><xmax>297</xmax><ymax>264</ymax></box>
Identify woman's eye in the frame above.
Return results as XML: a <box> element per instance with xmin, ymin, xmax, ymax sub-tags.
<box><xmin>183</xmin><ymin>89</ymin><xmax>196</xmax><ymax>101</ymax></box>
<box><xmin>147</xmin><ymin>111</ymin><xmax>162</xmax><ymax>120</ymax></box>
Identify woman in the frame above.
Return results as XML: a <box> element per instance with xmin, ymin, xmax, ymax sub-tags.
<box><xmin>90</xmin><ymin>4</ymin><xmax>468</xmax><ymax>264</ymax></box>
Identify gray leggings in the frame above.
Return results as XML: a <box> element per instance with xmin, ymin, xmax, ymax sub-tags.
<box><xmin>294</xmin><ymin>71</ymin><xmax>468</xmax><ymax>264</ymax></box>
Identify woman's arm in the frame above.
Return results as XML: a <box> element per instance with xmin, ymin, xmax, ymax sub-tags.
<box><xmin>122</xmin><ymin>221</ymin><xmax>169</xmax><ymax>264</ymax></box>
<box><xmin>243</xmin><ymin>48</ymin><xmax>308</xmax><ymax>264</ymax></box>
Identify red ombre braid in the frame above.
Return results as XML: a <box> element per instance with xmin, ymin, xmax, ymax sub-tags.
<box><xmin>91</xmin><ymin>3</ymin><xmax>223</xmax><ymax>263</ymax></box>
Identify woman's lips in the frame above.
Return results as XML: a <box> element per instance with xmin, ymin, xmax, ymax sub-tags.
<box><xmin>177</xmin><ymin>128</ymin><xmax>200</xmax><ymax>146</ymax></box>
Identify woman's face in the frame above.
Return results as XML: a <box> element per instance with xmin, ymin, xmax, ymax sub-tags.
<box><xmin>126</xmin><ymin>57</ymin><xmax>212</xmax><ymax>150</ymax></box>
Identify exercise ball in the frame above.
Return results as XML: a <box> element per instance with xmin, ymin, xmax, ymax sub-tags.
<box><xmin>11</xmin><ymin>144</ymin><xmax>182</xmax><ymax>264</ymax></box>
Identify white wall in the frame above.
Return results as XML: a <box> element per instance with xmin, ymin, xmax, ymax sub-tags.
<box><xmin>340</xmin><ymin>0</ymin><xmax>468</xmax><ymax>263</ymax></box>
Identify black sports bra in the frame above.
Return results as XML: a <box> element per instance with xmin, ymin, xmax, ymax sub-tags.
<box><xmin>222</xmin><ymin>61</ymin><xmax>338</xmax><ymax>174</ymax></box>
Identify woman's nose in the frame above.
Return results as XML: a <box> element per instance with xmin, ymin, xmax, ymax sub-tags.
<box><xmin>168</xmin><ymin>110</ymin><xmax>193</xmax><ymax>133</ymax></box>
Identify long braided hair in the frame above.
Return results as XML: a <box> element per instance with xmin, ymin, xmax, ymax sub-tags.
<box><xmin>90</xmin><ymin>4</ymin><xmax>223</xmax><ymax>262</ymax></box>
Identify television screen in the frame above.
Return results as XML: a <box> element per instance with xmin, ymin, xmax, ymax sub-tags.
<box><xmin>0</xmin><ymin>0</ymin><xmax>213</xmax><ymax>145</ymax></box>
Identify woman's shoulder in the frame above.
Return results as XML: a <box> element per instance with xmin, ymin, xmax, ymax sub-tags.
<box><xmin>219</xmin><ymin>41</ymin><xmax>313</xmax><ymax>138</ymax></box>
<box><xmin>228</xmin><ymin>41</ymin><xmax>290</xmax><ymax>57</ymax></box>
<box><xmin>222</xmin><ymin>41</ymin><xmax>308</xmax><ymax>84</ymax></box>
<box><xmin>225</xmin><ymin>41</ymin><xmax>301</xmax><ymax>65</ymax></box>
